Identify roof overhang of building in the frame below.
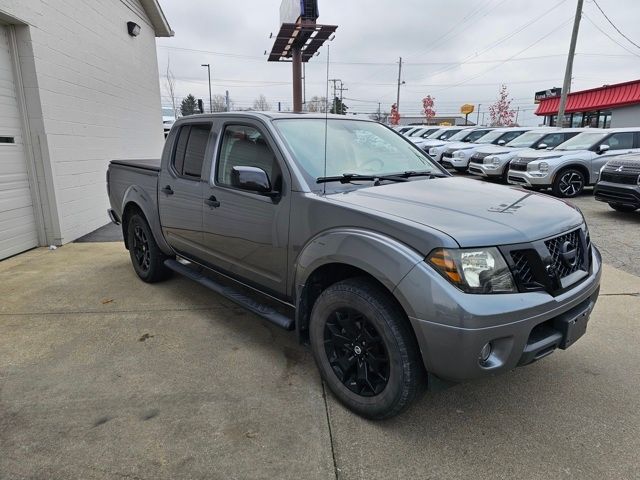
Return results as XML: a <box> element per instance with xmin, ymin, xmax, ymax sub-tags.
<box><xmin>139</xmin><ymin>0</ymin><xmax>173</xmax><ymax>37</ymax></box>
<box><xmin>535</xmin><ymin>79</ymin><xmax>640</xmax><ymax>116</ymax></box>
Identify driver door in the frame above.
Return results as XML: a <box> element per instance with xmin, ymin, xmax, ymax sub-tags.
<box><xmin>200</xmin><ymin>120</ymin><xmax>291</xmax><ymax>297</ymax></box>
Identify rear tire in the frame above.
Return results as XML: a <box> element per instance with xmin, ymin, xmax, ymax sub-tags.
<box><xmin>552</xmin><ymin>168</ymin><xmax>586</xmax><ymax>198</ymax></box>
<box><xmin>309</xmin><ymin>277</ymin><xmax>423</xmax><ymax>420</ymax></box>
<box><xmin>127</xmin><ymin>213</ymin><xmax>171</xmax><ymax>283</ymax></box>
<box><xmin>608</xmin><ymin>203</ymin><xmax>638</xmax><ymax>213</ymax></box>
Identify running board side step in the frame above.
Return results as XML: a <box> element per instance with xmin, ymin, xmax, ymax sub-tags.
<box><xmin>164</xmin><ymin>259</ymin><xmax>294</xmax><ymax>330</ymax></box>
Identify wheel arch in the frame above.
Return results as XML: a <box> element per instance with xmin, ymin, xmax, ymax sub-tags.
<box><xmin>553</xmin><ymin>163</ymin><xmax>591</xmax><ymax>186</ymax></box>
<box><xmin>120</xmin><ymin>186</ymin><xmax>173</xmax><ymax>255</ymax></box>
<box><xmin>293</xmin><ymin>228</ymin><xmax>425</xmax><ymax>344</ymax></box>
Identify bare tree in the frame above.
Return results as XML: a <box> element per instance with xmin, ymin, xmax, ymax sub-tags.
<box><xmin>305</xmin><ymin>96</ymin><xmax>328</xmax><ymax>113</ymax></box>
<box><xmin>252</xmin><ymin>94</ymin><xmax>271</xmax><ymax>111</ymax></box>
<box><xmin>164</xmin><ymin>58</ymin><xmax>177</xmax><ymax>119</ymax></box>
<box><xmin>211</xmin><ymin>94</ymin><xmax>228</xmax><ymax>112</ymax></box>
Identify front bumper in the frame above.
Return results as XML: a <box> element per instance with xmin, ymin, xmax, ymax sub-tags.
<box><xmin>594</xmin><ymin>182</ymin><xmax>640</xmax><ymax>207</ymax></box>
<box><xmin>468</xmin><ymin>162</ymin><xmax>505</xmax><ymax>178</ymax></box>
<box><xmin>396</xmin><ymin>246</ymin><xmax>602</xmax><ymax>383</ymax></box>
<box><xmin>507</xmin><ymin>169</ymin><xmax>553</xmax><ymax>187</ymax></box>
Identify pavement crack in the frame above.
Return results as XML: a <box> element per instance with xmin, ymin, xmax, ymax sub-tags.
<box><xmin>321</xmin><ymin>381</ymin><xmax>340</xmax><ymax>480</ymax></box>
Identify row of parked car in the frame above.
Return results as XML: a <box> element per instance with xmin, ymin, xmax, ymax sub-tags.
<box><xmin>395</xmin><ymin>124</ymin><xmax>640</xmax><ymax>212</ymax></box>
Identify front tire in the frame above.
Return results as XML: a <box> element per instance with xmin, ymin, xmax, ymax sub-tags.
<box><xmin>608</xmin><ymin>203</ymin><xmax>638</xmax><ymax>213</ymax></box>
<box><xmin>309</xmin><ymin>278</ymin><xmax>422</xmax><ymax>419</ymax></box>
<box><xmin>127</xmin><ymin>213</ymin><xmax>171</xmax><ymax>283</ymax></box>
<box><xmin>552</xmin><ymin>168</ymin><xmax>586</xmax><ymax>198</ymax></box>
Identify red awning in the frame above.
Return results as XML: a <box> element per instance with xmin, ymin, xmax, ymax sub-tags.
<box><xmin>535</xmin><ymin>79</ymin><xmax>640</xmax><ymax>116</ymax></box>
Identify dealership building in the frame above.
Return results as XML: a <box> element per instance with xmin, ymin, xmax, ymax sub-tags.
<box><xmin>0</xmin><ymin>1</ymin><xmax>171</xmax><ymax>260</ymax></box>
<box><xmin>535</xmin><ymin>79</ymin><xmax>640</xmax><ymax>128</ymax></box>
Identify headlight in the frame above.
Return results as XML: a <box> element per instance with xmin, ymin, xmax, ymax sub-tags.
<box><xmin>427</xmin><ymin>247</ymin><xmax>517</xmax><ymax>294</ymax></box>
<box><xmin>538</xmin><ymin>162</ymin><xmax>549</xmax><ymax>173</ymax></box>
<box><xmin>454</xmin><ymin>151</ymin><xmax>466</xmax><ymax>159</ymax></box>
<box><xmin>429</xmin><ymin>148</ymin><xmax>437</xmax><ymax>155</ymax></box>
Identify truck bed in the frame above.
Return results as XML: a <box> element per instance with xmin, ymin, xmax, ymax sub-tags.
<box><xmin>110</xmin><ymin>158</ymin><xmax>161</xmax><ymax>172</ymax></box>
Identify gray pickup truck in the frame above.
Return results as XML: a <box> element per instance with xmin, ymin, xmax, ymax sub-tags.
<box><xmin>107</xmin><ymin>112</ymin><xmax>602</xmax><ymax>419</ymax></box>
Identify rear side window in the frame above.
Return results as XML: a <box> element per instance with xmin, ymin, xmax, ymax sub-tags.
<box><xmin>602</xmin><ymin>132</ymin><xmax>634</xmax><ymax>150</ymax></box>
<box><xmin>171</xmin><ymin>123</ymin><xmax>211</xmax><ymax>178</ymax></box>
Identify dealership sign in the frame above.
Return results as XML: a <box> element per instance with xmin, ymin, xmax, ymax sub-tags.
<box><xmin>460</xmin><ymin>104</ymin><xmax>475</xmax><ymax>115</ymax></box>
<box><xmin>280</xmin><ymin>0</ymin><xmax>319</xmax><ymax>24</ymax></box>
<box><xmin>534</xmin><ymin>87</ymin><xmax>561</xmax><ymax>104</ymax></box>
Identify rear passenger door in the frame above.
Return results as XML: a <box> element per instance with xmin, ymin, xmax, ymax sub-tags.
<box><xmin>158</xmin><ymin>122</ymin><xmax>212</xmax><ymax>256</ymax></box>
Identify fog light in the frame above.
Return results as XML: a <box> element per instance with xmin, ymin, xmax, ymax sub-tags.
<box><xmin>479</xmin><ymin>342</ymin><xmax>492</xmax><ymax>363</ymax></box>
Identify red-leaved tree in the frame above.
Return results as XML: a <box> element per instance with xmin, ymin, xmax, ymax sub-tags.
<box><xmin>488</xmin><ymin>84</ymin><xmax>515</xmax><ymax>127</ymax></box>
<box><xmin>390</xmin><ymin>103</ymin><xmax>400</xmax><ymax>125</ymax></box>
<box><xmin>422</xmin><ymin>95</ymin><xmax>436</xmax><ymax>124</ymax></box>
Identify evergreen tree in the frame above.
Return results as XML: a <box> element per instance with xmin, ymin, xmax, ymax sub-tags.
<box><xmin>180</xmin><ymin>94</ymin><xmax>198</xmax><ymax>116</ymax></box>
<box><xmin>330</xmin><ymin>96</ymin><xmax>348</xmax><ymax>115</ymax></box>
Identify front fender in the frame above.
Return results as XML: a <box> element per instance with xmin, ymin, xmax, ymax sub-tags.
<box><xmin>121</xmin><ymin>185</ymin><xmax>173</xmax><ymax>255</ymax></box>
<box><xmin>293</xmin><ymin>228</ymin><xmax>426</xmax><ymax>318</ymax></box>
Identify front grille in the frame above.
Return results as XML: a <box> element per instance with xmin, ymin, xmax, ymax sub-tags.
<box><xmin>603</xmin><ymin>159</ymin><xmax>640</xmax><ymax>175</ymax></box>
<box><xmin>600</xmin><ymin>172</ymin><xmax>639</xmax><ymax>185</ymax></box>
<box><xmin>510</xmin><ymin>163</ymin><xmax>528</xmax><ymax>172</ymax></box>
<box><xmin>545</xmin><ymin>229</ymin><xmax>585</xmax><ymax>279</ymax></box>
<box><xmin>470</xmin><ymin>152</ymin><xmax>490</xmax><ymax>164</ymax></box>
<box><xmin>505</xmin><ymin>228</ymin><xmax>590</xmax><ymax>295</ymax></box>
<box><xmin>442</xmin><ymin>152</ymin><xmax>453</xmax><ymax>159</ymax></box>
<box><xmin>508</xmin><ymin>175</ymin><xmax>526</xmax><ymax>184</ymax></box>
<box><xmin>511</xmin><ymin>250</ymin><xmax>537</xmax><ymax>286</ymax></box>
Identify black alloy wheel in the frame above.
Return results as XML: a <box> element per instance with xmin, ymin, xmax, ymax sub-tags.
<box><xmin>132</xmin><ymin>225</ymin><xmax>151</xmax><ymax>273</ymax></box>
<box><xmin>324</xmin><ymin>308</ymin><xmax>390</xmax><ymax>396</ymax></box>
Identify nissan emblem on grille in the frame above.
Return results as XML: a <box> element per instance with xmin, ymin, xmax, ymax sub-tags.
<box><xmin>560</xmin><ymin>241</ymin><xmax>578</xmax><ymax>267</ymax></box>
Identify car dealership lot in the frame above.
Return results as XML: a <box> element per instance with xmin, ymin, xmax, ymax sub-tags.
<box><xmin>1</xmin><ymin>194</ymin><xmax>639</xmax><ymax>480</ymax></box>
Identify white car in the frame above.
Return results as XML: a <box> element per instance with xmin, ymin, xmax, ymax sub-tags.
<box><xmin>507</xmin><ymin>127</ymin><xmax>640</xmax><ymax>197</ymax></box>
<box><xmin>427</xmin><ymin>127</ymin><xmax>494</xmax><ymax>162</ymax></box>
<box><xmin>440</xmin><ymin>127</ymin><xmax>532</xmax><ymax>172</ymax></box>
<box><xmin>467</xmin><ymin>128</ymin><xmax>587</xmax><ymax>181</ymax></box>
<box><xmin>417</xmin><ymin>127</ymin><xmax>473</xmax><ymax>155</ymax></box>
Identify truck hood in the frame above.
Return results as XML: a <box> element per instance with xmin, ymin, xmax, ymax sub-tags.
<box><xmin>327</xmin><ymin>177</ymin><xmax>583</xmax><ymax>247</ymax></box>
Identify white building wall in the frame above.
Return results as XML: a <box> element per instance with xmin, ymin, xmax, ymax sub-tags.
<box><xmin>0</xmin><ymin>0</ymin><xmax>165</xmax><ymax>244</ymax></box>
<box><xmin>610</xmin><ymin>105</ymin><xmax>640</xmax><ymax>128</ymax></box>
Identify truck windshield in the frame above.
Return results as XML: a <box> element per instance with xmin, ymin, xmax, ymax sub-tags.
<box><xmin>555</xmin><ymin>131</ymin><xmax>609</xmax><ymax>151</ymax></box>
<box><xmin>506</xmin><ymin>131</ymin><xmax>547</xmax><ymax>148</ymax></box>
<box><xmin>274</xmin><ymin>119</ymin><xmax>442</xmax><ymax>187</ymax></box>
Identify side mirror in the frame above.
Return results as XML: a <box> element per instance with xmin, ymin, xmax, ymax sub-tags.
<box><xmin>231</xmin><ymin>166</ymin><xmax>274</xmax><ymax>194</ymax></box>
<box><xmin>536</xmin><ymin>143</ymin><xmax>548</xmax><ymax>150</ymax></box>
<box><xmin>598</xmin><ymin>144</ymin><xmax>610</xmax><ymax>154</ymax></box>
<box><xmin>497</xmin><ymin>139</ymin><xmax>506</xmax><ymax>146</ymax></box>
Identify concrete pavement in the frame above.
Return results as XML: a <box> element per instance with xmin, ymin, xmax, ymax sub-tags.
<box><xmin>1</xmin><ymin>243</ymin><xmax>639</xmax><ymax>479</ymax></box>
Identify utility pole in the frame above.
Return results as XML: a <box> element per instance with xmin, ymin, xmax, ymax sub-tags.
<box><xmin>396</xmin><ymin>56</ymin><xmax>403</xmax><ymax>112</ymax></box>
<box><xmin>378</xmin><ymin>102</ymin><xmax>382</xmax><ymax>122</ymax></box>
<box><xmin>225</xmin><ymin>90</ymin><xmax>230</xmax><ymax>112</ymax></box>
<box><xmin>557</xmin><ymin>0</ymin><xmax>583</xmax><ymax>126</ymax></box>
<box><xmin>481</xmin><ymin>112</ymin><xmax>486</xmax><ymax>126</ymax></box>
<box><xmin>328</xmin><ymin>78</ymin><xmax>340</xmax><ymax>113</ymax></box>
<box><xmin>201</xmin><ymin>64</ymin><xmax>212</xmax><ymax>113</ymax></box>
<box><xmin>476</xmin><ymin>104</ymin><xmax>481</xmax><ymax>126</ymax></box>
<box><xmin>337</xmin><ymin>80</ymin><xmax>348</xmax><ymax>114</ymax></box>
<box><xmin>515</xmin><ymin>106</ymin><xmax>520</xmax><ymax>125</ymax></box>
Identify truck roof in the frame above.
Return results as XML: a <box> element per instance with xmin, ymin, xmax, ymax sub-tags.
<box><xmin>175</xmin><ymin>111</ymin><xmax>374</xmax><ymax>122</ymax></box>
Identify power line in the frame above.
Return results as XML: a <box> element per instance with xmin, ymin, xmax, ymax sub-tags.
<box><xmin>583</xmin><ymin>14</ymin><xmax>640</xmax><ymax>58</ymax></box>
<box><xmin>591</xmin><ymin>0</ymin><xmax>640</xmax><ymax>50</ymax></box>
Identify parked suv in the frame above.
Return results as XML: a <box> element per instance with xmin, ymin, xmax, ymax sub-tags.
<box><xmin>426</xmin><ymin>127</ymin><xmax>494</xmax><ymax>163</ymax></box>
<box><xmin>468</xmin><ymin>128</ymin><xmax>585</xmax><ymax>182</ymax></box>
<box><xmin>441</xmin><ymin>127</ymin><xmax>531</xmax><ymax>172</ymax></box>
<box><xmin>417</xmin><ymin>127</ymin><xmax>472</xmax><ymax>155</ymax></box>
<box><xmin>508</xmin><ymin>128</ymin><xmax>640</xmax><ymax>197</ymax></box>
<box><xmin>594</xmin><ymin>153</ymin><xmax>640</xmax><ymax>212</ymax></box>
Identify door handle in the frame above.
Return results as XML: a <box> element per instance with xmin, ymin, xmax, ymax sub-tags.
<box><xmin>205</xmin><ymin>195</ymin><xmax>220</xmax><ymax>208</ymax></box>
<box><xmin>161</xmin><ymin>185</ymin><xmax>174</xmax><ymax>195</ymax></box>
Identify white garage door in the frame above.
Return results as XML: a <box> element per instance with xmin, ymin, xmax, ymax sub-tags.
<box><xmin>0</xmin><ymin>25</ymin><xmax>38</xmax><ymax>260</ymax></box>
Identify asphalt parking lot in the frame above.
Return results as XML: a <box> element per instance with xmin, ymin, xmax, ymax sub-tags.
<box><xmin>1</xmin><ymin>194</ymin><xmax>639</xmax><ymax>480</ymax></box>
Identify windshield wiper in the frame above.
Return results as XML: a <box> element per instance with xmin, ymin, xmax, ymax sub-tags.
<box><xmin>316</xmin><ymin>170</ymin><xmax>446</xmax><ymax>184</ymax></box>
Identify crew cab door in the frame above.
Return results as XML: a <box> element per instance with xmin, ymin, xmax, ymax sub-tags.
<box><xmin>591</xmin><ymin>131</ymin><xmax>638</xmax><ymax>181</ymax></box>
<box><xmin>158</xmin><ymin>121</ymin><xmax>213</xmax><ymax>256</ymax></box>
<box><xmin>200</xmin><ymin>119</ymin><xmax>291</xmax><ymax>297</ymax></box>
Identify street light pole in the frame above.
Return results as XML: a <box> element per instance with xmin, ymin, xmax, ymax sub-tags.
<box><xmin>201</xmin><ymin>63</ymin><xmax>213</xmax><ymax>113</ymax></box>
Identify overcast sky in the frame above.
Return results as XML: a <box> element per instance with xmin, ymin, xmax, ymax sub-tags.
<box><xmin>155</xmin><ymin>0</ymin><xmax>640</xmax><ymax>125</ymax></box>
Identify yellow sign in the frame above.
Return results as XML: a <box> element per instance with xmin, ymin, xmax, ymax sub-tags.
<box><xmin>460</xmin><ymin>104</ymin><xmax>475</xmax><ymax>115</ymax></box>
<box><xmin>439</xmin><ymin>121</ymin><xmax>452</xmax><ymax>126</ymax></box>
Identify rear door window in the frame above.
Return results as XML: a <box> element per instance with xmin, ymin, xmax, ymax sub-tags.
<box><xmin>171</xmin><ymin>123</ymin><xmax>212</xmax><ymax>179</ymax></box>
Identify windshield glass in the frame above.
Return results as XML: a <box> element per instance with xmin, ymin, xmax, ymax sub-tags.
<box><xmin>426</xmin><ymin>128</ymin><xmax>446</xmax><ymax>139</ymax></box>
<box><xmin>555</xmin><ymin>131</ymin><xmax>609</xmax><ymax>151</ymax></box>
<box><xmin>438</xmin><ymin>129</ymin><xmax>464</xmax><ymax>140</ymax></box>
<box><xmin>407</xmin><ymin>128</ymin><xmax>427</xmax><ymax>137</ymax></box>
<box><xmin>447</xmin><ymin>129</ymin><xmax>473</xmax><ymax>141</ymax></box>
<box><xmin>274</xmin><ymin>119</ymin><xmax>441</xmax><ymax>188</ymax></box>
<box><xmin>465</xmin><ymin>129</ymin><xmax>493</xmax><ymax>143</ymax></box>
<box><xmin>476</xmin><ymin>130</ymin><xmax>506</xmax><ymax>144</ymax></box>
<box><xmin>506</xmin><ymin>131</ymin><xmax>547</xmax><ymax>148</ymax></box>
<box><xmin>419</xmin><ymin>129</ymin><xmax>438</xmax><ymax>138</ymax></box>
